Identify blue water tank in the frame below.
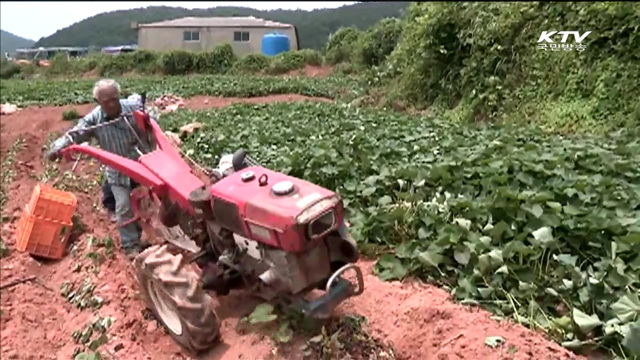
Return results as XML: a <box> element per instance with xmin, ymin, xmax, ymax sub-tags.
<box><xmin>261</xmin><ymin>32</ymin><xmax>291</xmax><ymax>57</ymax></box>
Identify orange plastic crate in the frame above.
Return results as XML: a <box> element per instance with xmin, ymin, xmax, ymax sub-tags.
<box><xmin>16</xmin><ymin>184</ymin><xmax>78</xmax><ymax>259</ymax></box>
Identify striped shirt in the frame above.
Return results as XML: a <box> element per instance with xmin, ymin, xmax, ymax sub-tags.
<box><xmin>49</xmin><ymin>99</ymin><xmax>144</xmax><ymax>187</ymax></box>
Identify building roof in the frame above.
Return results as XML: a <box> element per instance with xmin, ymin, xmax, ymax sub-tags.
<box><xmin>137</xmin><ymin>16</ymin><xmax>293</xmax><ymax>29</ymax></box>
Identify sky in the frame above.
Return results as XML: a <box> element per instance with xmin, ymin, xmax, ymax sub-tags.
<box><xmin>0</xmin><ymin>1</ymin><xmax>357</xmax><ymax>41</ymax></box>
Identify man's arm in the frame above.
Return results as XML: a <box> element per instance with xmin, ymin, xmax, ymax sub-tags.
<box><xmin>45</xmin><ymin>107</ymin><xmax>101</xmax><ymax>160</ymax></box>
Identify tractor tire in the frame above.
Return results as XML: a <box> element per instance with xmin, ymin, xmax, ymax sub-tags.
<box><xmin>134</xmin><ymin>244</ymin><xmax>221</xmax><ymax>354</ymax></box>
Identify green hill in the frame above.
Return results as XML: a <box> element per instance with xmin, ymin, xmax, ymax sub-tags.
<box><xmin>1</xmin><ymin>30</ymin><xmax>35</xmax><ymax>54</ymax></box>
<box><xmin>34</xmin><ymin>2</ymin><xmax>410</xmax><ymax>50</ymax></box>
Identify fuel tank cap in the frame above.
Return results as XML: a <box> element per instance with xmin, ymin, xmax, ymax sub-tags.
<box><xmin>241</xmin><ymin>171</ymin><xmax>255</xmax><ymax>182</ymax></box>
<box><xmin>272</xmin><ymin>181</ymin><xmax>294</xmax><ymax>195</ymax></box>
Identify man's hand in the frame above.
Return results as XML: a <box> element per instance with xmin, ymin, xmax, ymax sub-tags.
<box><xmin>45</xmin><ymin>135</ymin><xmax>73</xmax><ymax>161</ymax></box>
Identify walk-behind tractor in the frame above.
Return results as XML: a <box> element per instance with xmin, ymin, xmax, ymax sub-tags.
<box><xmin>57</xmin><ymin>96</ymin><xmax>364</xmax><ymax>353</ymax></box>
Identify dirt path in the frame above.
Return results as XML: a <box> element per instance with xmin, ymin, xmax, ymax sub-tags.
<box><xmin>0</xmin><ymin>96</ymin><xmax>581</xmax><ymax>360</ymax></box>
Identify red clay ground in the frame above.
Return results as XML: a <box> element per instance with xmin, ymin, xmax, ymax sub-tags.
<box><xmin>0</xmin><ymin>96</ymin><xmax>582</xmax><ymax>360</ymax></box>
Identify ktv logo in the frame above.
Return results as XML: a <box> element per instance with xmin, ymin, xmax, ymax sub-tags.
<box><xmin>537</xmin><ymin>31</ymin><xmax>592</xmax><ymax>52</ymax></box>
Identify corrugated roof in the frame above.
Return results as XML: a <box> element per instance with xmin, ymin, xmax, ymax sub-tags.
<box><xmin>138</xmin><ymin>16</ymin><xmax>293</xmax><ymax>29</ymax></box>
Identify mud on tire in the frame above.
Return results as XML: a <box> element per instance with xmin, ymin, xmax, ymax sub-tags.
<box><xmin>134</xmin><ymin>244</ymin><xmax>221</xmax><ymax>354</ymax></box>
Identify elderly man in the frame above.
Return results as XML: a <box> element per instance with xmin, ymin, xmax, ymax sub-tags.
<box><xmin>46</xmin><ymin>79</ymin><xmax>147</xmax><ymax>260</ymax></box>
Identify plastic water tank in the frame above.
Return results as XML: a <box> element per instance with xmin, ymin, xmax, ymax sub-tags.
<box><xmin>261</xmin><ymin>32</ymin><xmax>291</xmax><ymax>56</ymax></box>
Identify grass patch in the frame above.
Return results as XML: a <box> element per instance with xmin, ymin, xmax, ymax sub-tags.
<box><xmin>62</xmin><ymin>109</ymin><xmax>81</xmax><ymax>121</ymax></box>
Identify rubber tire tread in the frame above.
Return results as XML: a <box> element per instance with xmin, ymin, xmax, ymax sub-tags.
<box><xmin>134</xmin><ymin>244</ymin><xmax>221</xmax><ymax>354</ymax></box>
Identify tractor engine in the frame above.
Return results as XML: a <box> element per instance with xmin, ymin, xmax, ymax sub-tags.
<box><xmin>191</xmin><ymin>154</ymin><xmax>360</xmax><ymax>307</ymax></box>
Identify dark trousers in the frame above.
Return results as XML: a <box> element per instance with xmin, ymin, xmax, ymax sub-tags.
<box><xmin>102</xmin><ymin>178</ymin><xmax>139</xmax><ymax>212</ymax></box>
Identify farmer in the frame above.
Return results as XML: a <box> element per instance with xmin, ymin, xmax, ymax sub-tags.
<box><xmin>102</xmin><ymin>177</ymin><xmax>117</xmax><ymax>221</ymax></box>
<box><xmin>45</xmin><ymin>78</ymin><xmax>146</xmax><ymax>260</ymax></box>
<box><xmin>102</xmin><ymin>177</ymin><xmax>140</xmax><ymax>222</ymax></box>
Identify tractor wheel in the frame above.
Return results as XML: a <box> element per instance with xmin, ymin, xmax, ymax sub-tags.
<box><xmin>134</xmin><ymin>245</ymin><xmax>221</xmax><ymax>354</ymax></box>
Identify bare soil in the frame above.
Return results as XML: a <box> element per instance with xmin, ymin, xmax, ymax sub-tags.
<box><xmin>0</xmin><ymin>95</ymin><xmax>582</xmax><ymax>360</ymax></box>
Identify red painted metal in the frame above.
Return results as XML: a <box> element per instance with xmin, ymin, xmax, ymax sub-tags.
<box><xmin>138</xmin><ymin>150</ymin><xmax>204</xmax><ymax>211</ymax></box>
<box><xmin>58</xmin><ymin>114</ymin><xmax>205</xmax><ymax>213</ymax></box>
<box><xmin>133</xmin><ymin>110</ymin><xmax>148</xmax><ymax>132</ymax></box>
<box><xmin>209</xmin><ymin>166</ymin><xmax>344</xmax><ymax>252</ymax></box>
<box><xmin>137</xmin><ymin>110</ymin><xmax>185</xmax><ymax>164</ymax></box>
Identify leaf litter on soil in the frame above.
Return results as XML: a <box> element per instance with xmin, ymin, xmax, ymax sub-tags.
<box><xmin>237</xmin><ymin>302</ymin><xmax>395</xmax><ymax>359</ymax></box>
<box><xmin>161</xmin><ymin>102</ymin><xmax>640</xmax><ymax>357</ymax></box>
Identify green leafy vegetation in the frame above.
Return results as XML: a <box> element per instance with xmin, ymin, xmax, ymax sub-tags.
<box><xmin>158</xmin><ymin>44</ymin><xmax>236</xmax><ymax>75</ymax></box>
<box><xmin>33</xmin><ymin>3</ymin><xmax>409</xmax><ymax>50</ymax></box>
<box><xmin>265</xmin><ymin>49</ymin><xmax>323</xmax><ymax>75</ymax></box>
<box><xmin>161</xmin><ymin>102</ymin><xmax>639</xmax><ymax>356</ymax></box>
<box><xmin>62</xmin><ymin>109</ymin><xmax>81</xmax><ymax>121</ymax></box>
<box><xmin>60</xmin><ymin>278</ymin><xmax>104</xmax><ymax>310</ymax></box>
<box><xmin>237</xmin><ymin>303</ymin><xmax>395</xmax><ymax>358</ymax></box>
<box><xmin>323</xmin><ymin>18</ymin><xmax>403</xmax><ymax>70</ymax></box>
<box><xmin>302</xmin><ymin>315</ymin><xmax>396</xmax><ymax>359</ymax></box>
<box><xmin>381</xmin><ymin>2</ymin><xmax>640</xmax><ymax>133</ymax></box>
<box><xmin>0</xmin><ymin>74</ymin><xmax>361</xmax><ymax>106</ymax></box>
<box><xmin>231</xmin><ymin>54</ymin><xmax>272</xmax><ymax>74</ymax></box>
<box><xmin>4</xmin><ymin>46</ymin><xmax>326</xmax><ymax>79</ymax></box>
<box><xmin>192</xmin><ymin>44</ymin><xmax>236</xmax><ymax>74</ymax></box>
<box><xmin>353</xmin><ymin>18</ymin><xmax>403</xmax><ymax>68</ymax></box>
<box><xmin>85</xmin><ymin>235</ymin><xmax>116</xmax><ymax>272</ymax></box>
<box><xmin>72</xmin><ymin>316</ymin><xmax>114</xmax><ymax>360</ymax></box>
<box><xmin>0</xmin><ymin>58</ymin><xmax>22</xmax><ymax>79</ymax></box>
<box><xmin>324</xmin><ymin>27</ymin><xmax>364</xmax><ymax>66</ymax></box>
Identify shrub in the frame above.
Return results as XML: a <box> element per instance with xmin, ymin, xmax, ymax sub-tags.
<box><xmin>74</xmin><ymin>54</ymin><xmax>101</xmax><ymax>74</ymax></box>
<box><xmin>232</xmin><ymin>54</ymin><xmax>272</xmax><ymax>74</ymax></box>
<box><xmin>334</xmin><ymin>62</ymin><xmax>360</xmax><ymax>75</ymax></box>
<box><xmin>19</xmin><ymin>63</ymin><xmax>37</xmax><ymax>78</ymax></box>
<box><xmin>130</xmin><ymin>50</ymin><xmax>160</xmax><ymax>73</ymax></box>
<box><xmin>193</xmin><ymin>44</ymin><xmax>236</xmax><ymax>74</ymax></box>
<box><xmin>0</xmin><ymin>59</ymin><xmax>21</xmax><ymax>79</ymax></box>
<box><xmin>62</xmin><ymin>109</ymin><xmax>81</xmax><ymax>121</ymax></box>
<box><xmin>96</xmin><ymin>51</ymin><xmax>158</xmax><ymax>76</ymax></box>
<box><xmin>46</xmin><ymin>53</ymin><xmax>74</xmax><ymax>76</ymax></box>
<box><xmin>354</xmin><ymin>18</ymin><xmax>403</xmax><ymax>68</ymax></box>
<box><xmin>295</xmin><ymin>49</ymin><xmax>323</xmax><ymax>66</ymax></box>
<box><xmin>98</xmin><ymin>54</ymin><xmax>135</xmax><ymax>76</ymax></box>
<box><xmin>324</xmin><ymin>27</ymin><xmax>363</xmax><ymax>65</ymax></box>
<box><xmin>388</xmin><ymin>2</ymin><xmax>640</xmax><ymax>132</ymax></box>
<box><xmin>266</xmin><ymin>49</ymin><xmax>323</xmax><ymax>75</ymax></box>
<box><xmin>160</xmin><ymin>50</ymin><xmax>195</xmax><ymax>75</ymax></box>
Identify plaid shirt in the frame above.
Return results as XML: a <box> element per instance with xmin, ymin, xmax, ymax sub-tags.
<box><xmin>49</xmin><ymin>99</ymin><xmax>143</xmax><ymax>187</ymax></box>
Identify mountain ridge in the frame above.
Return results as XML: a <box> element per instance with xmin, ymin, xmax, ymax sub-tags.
<box><xmin>1</xmin><ymin>30</ymin><xmax>35</xmax><ymax>54</ymax></box>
